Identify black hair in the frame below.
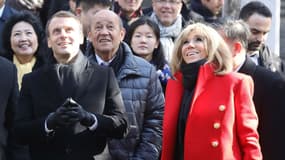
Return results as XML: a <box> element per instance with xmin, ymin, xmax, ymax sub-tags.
<box><xmin>2</xmin><ymin>10</ymin><xmax>44</xmax><ymax>56</ymax></box>
<box><xmin>75</xmin><ymin>0</ymin><xmax>112</xmax><ymax>10</ymax></box>
<box><xmin>126</xmin><ymin>16</ymin><xmax>167</xmax><ymax>70</ymax></box>
<box><xmin>239</xmin><ymin>1</ymin><xmax>272</xmax><ymax>21</ymax></box>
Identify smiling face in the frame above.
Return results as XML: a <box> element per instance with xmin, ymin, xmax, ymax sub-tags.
<box><xmin>11</xmin><ymin>21</ymin><xmax>38</xmax><ymax>59</ymax></box>
<box><xmin>130</xmin><ymin>24</ymin><xmax>159</xmax><ymax>61</ymax></box>
<box><xmin>47</xmin><ymin>17</ymin><xmax>83</xmax><ymax>63</ymax></box>
<box><xmin>152</xmin><ymin>0</ymin><xmax>183</xmax><ymax>26</ymax></box>
<box><xmin>89</xmin><ymin>10</ymin><xmax>125</xmax><ymax>61</ymax></box>
<box><xmin>181</xmin><ymin>30</ymin><xmax>207</xmax><ymax>64</ymax></box>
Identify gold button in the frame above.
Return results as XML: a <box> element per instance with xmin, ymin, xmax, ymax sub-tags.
<box><xmin>219</xmin><ymin>105</ymin><xmax>226</xmax><ymax>111</ymax></box>
<box><xmin>213</xmin><ymin>122</ymin><xmax>221</xmax><ymax>129</ymax></box>
<box><xmin>211</xmin><ymin>141</ymin><xmax>219</xmax><ymax>147</ymax></box>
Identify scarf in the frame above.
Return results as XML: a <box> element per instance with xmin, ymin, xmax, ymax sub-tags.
<box><xmin>180</xmin><ymin>59</ymin><xmax>207</xmax><ymax>91</ymax></box>
<box><xmin>174</xmin><ymin>59</ymin><xmax>207</xmax><ymax>159</ymax></box>
<box><xmin>109</xmin><ymin>44</ymin><xmax>125</xmax><ymax>76</ymax></box>
<box><xmin>149</xmin><ymin>13</ymin><xmax>182</xmax><ymax>62</ymax></box>
<box><xmin>13</xmin><ymin>55</ymin><xmax>36</xmax><ymax>89</ymax></box>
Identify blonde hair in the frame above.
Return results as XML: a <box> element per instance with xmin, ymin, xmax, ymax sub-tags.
<box><xmin>170</xmin><ymin>23</ymin><xmax>233</xmax><ymax>75</ymax></box>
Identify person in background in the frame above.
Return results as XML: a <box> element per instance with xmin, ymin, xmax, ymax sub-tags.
<box><xmin>39</xmin><ymin>0</ymin><xmax>69</xmax><ymax>27</ymax></box>
<box><xmin>1</xmin><ymin>11</ymin><xmax>46</xmax><ymax>89</ymax></box>
<box><xmin>113</xmin><ymin>0</ymin><xmax>144</xmax><ymax>33</ymax></box>
<box><xmin>0</xmin><ymin>0</ymin><xmax>18</xmax><ymax>52</ymax></box>
<box><xmin>190</xmin><ymin>0</ymin><xmax>225</xmax><ymax>24</ymax></box>
<box><xmin>161</xmin><ymin>23</ymin><xmax>262</xmax><ymax>160</ymax></box>
<box><xmin>69</xmin><ymin>0</ymin><xmax>76</xmax><ymax>13</ymax></box>
<box><xmin>88</xmin><ymin>10</ymin><xmax>164</xmax><ymax>160</ymax></box>
<box><xmin>219</xmin><ymin>19</ymin><xmax>285</xmax><ymax>160</ymax></box>
<box><xmin>13</xmin><ymin>11</ymin><xmax>128</xmax><ymax>160</ymax></box>
<box><xmin>126</xmin><ymin>16</ymin><xmax>171</xmax><ymax>93</ymax></box>
<box><xmin>75</xmin><ymin>0</ymin><xmax>111</xmax><ymax>54</ymax></box>
<box><xmin>150</xmin><ymin>0</ymin><xmax>184</xmax><ymax>62</ymax></box>
<box><xmin>75</xmin><ymin>0</ymin><xmax>111</xmax><ymax>39</ymax></box>
<box><xmin>239</xmin><ymin>1</ymin><xmax>284</xmax><ymax>73</ymax></box>
<box><xmin>6</xmin><ymin>0</ymin><xmax>44</xmax><ymax>16</ymax></box>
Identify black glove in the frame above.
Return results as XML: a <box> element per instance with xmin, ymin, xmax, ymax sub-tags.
<box><xmin>46</xmin><ymin>98</ymin><xmax>80</xmax><ymax>129</ymax></box>
<box><xmin>66</xmin><ymin>98</ymin><xmax>95</xmax><ymax>127</ymax></box>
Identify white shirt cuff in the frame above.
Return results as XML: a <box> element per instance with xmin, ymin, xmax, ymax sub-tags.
<box><xmin>44</xmin><ymin>116</ymin><xmax>54</xmax><ymax>133</ymax></box>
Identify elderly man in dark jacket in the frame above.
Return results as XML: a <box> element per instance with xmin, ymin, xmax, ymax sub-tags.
<box><xmin>14</xmin><ymin>11</ymin><xmax>128</xmax><ymax>160</ymax></box>
<box><xmin>220</xmin><ymin>20</ymin><xmax>285</xmax><ymax>160</ymax></box>
<box><xmin>88</xmin><ymin>10</ymin><xmax>164</xmax><ymax>160</ymax></box>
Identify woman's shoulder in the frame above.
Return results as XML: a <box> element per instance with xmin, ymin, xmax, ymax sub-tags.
<box><xmin>228</xmin><ymin>72</ymin><xmax>252</xmax><ymax>81</ymax></box>
<box><xmin>221</xmin><ymin>72</ymin><xmax>254</xmax><ymax>87</ymax></box>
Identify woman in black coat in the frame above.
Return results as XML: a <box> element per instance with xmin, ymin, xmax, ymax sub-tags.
<box><xmin>1</xmin><ymin>10</ymin><xmax>47</xmax><ymax>89</ymax></box>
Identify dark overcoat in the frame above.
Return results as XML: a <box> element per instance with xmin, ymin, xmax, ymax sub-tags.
<box><xmin>239</xmin><ymin>56</ymin><xmax>285</xmax><ymax>160</ymax></box>
<box><xmin>14</xmin><ymin>54</ymin><xmax>128</xmax><ymax>160</ymax></box>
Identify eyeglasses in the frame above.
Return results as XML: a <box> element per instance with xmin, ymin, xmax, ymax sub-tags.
<box><xmin>154</xmin><ymin>0</ymin><xmax>182</xmax><ymax>5</ymax></box>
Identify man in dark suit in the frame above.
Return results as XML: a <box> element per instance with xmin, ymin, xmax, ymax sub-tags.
<box><xmin>220</xmin><ymin>20</ymin><xmax>285</xmax><ymax>160</ymax></box>
<box><xmin>0</xmin><ymin>56</ymin><xmax>18</xmax><ymax>160</ymax></box>
<box><xmin>0</xmin><ymin>0</ymin><xmax>18</xmax><ymax>52</ymax></box>
<box><xmin>14</xmin><ymin>11</ymin><xmax>128</xmax><ymax>160</ymax></box>
<box><xmin>239</xmin><ymin>1</ymin><xmax>284</xmax><ymax>73</ymax></box>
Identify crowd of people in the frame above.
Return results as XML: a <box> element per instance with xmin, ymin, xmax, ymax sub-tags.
<box><xmin>0</xmin><ymin>0</ymin><xmax>284</xmax><ymax>160</ymax></box>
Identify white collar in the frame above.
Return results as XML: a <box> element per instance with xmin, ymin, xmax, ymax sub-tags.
<box><xmin>235</xmin><ymin>57</ymin><xmax>246</xmax><ymax>72</ymax></box>
<box><xmin>0</xmin><ymin>5</ymin><xmax>5</xmax><ymax>18</ymax></box>
<box><xmin>248</xmin><ymin>51</ymin><xmax>259</xmax><ymax>65</ymax></box>
<box><xmin>95</xmin><ymin>54</ymin><xmax>115</xmax><ymax>66</ymax></box>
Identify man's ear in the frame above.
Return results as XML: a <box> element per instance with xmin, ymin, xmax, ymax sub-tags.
<box><xmin>233</xmin><ymin>42</ymin><xmax>242</xmax><ymax>56</ymax></box>
<box><xmin>75</xmin><ymin>7</ymin><xmax>82</xmax><ymax>16</ymax></box>
<box><xmin>47</xmin><ymin>37</ymin><xmax>52</xmax><ymax>48</ymax></box>
<box><xmin>120</xmin><ymin>28</ymin><xmax>126</xmax><ymax>42</ymax></box>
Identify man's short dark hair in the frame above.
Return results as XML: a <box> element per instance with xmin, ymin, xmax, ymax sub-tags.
<box><xmin>75</xmin><ymin>0</ymin><xmax>112</xmax><ymax>11</ymax></box>
<box><xmin>2</xmin><ymin>11</ymin><xmax>44</xmax><ymax>54</ymax></box>
<box><xmin>45</xmin><ymin>11</ymin><xmax>82</xmax><ymax>37</ymax></box>
<box><xmin>239</xmin><ymin>1</ymin><xmax>272</xmax><ymax>21</ymax></box>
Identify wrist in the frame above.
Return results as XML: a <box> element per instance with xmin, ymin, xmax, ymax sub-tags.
<box><xmin>46</xmin><ymin>112</ymin><xmax>56</xmax><ymax>129</ymax></box>
<box><xmin>81</xmin><ymin>113</ymin><xmax>95</xmax><ymax>126</ymax></box>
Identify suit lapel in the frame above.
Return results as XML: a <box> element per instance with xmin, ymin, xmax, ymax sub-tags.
<box><xmin>73</xmin><ymin>65</ymin><xmax>94</xmax><ymax>100</ymax></box>
<box><xmin>239</xmin><ymin>56</ymin><xmax>257</xmax><ymax>76</ymax></box>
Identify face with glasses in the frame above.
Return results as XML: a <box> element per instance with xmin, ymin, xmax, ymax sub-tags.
<box><xmin>152</xmin><ymin>0</ymin><xmax>183</xmax><ymax>27</ymax></box>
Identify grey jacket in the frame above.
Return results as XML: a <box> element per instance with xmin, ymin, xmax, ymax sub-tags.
<box><xmin>91</xmin><ymin>43</ymin><xmax>165</xmax><ymax>160</ymax></box>
<box><xmin>259</xmin><ymin>45</ymin><xmax>284</xmax><ymax>73</ymax></box>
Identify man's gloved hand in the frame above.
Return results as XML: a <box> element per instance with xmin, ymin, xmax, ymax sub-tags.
<box><xmin>46</xmin><ymin>98</ymin><xmax>80</xmax><ymax>129</ymax></box>
<box><xmin>67</xmin><ymin>98</ymin><xmax>95</xmax><ymax>127</ymax></box>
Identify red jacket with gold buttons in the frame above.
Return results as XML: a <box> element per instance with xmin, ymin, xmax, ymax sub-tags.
<box><xmin>161</xmin><ymin>63</ymin><xmax>262</xmax><ymax>160</ymax></box>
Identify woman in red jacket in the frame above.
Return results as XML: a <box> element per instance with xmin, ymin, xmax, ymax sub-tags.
<box><xmin>161</xmin><ymin>23</ymin><xmax>262</xmax><ymax>160</ymax></box>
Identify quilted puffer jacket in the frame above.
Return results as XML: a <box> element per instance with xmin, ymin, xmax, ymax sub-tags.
<box><xmin>108</xmin><ymin>43</ymin><xmax>165</xmax><ymax>160</ymax></box>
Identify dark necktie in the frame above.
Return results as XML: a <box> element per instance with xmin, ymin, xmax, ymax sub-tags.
<box><xmin>58</xmin><ymin>65</ymin><xmax>76</xmax><ymax>98</ymax></box>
